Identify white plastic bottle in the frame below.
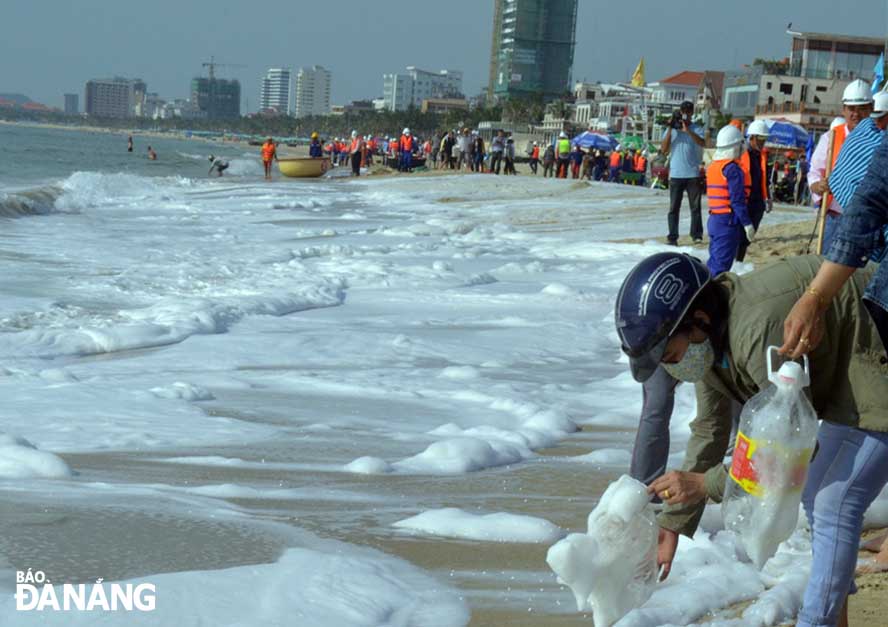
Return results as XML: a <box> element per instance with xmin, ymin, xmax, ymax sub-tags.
<box><xmin>722</xmin><ymin>348</ymin><xmax>819</xmax><ymax>568</ymax></box>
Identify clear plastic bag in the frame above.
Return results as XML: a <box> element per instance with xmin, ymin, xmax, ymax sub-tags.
<box><xmin>722</xmin><ymin>347</ymin><xmax>819</xmax><ymax>568</ymax></box>
<box><xmin>546</xmin><ymin>475</ymin><xmax>658</xmax><ymax>626</ymax></box>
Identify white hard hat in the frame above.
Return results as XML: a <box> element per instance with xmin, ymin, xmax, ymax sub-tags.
<box><xmin>559</xmin><ymin>131</ymin><xmax>567</xmax><ymax>138</ymax></box>
<box><xmin>747</xmin><ymin>119</ymin><xmax>770</xmax><ymax>138</ymax></box>
<box><xmin>830</xmin><ymin>117</ymin><xmax>846</xmax><ymax>130</ymax></box>
<box><xmin>403</xmin><ymin>127</ymin><xmax>410</xmax><ymax>135</ymax></box>
<box><xmin>715</xmin><ymin>125</ymin><xmax>744</xmax><ymax>150</ymax></box>
<box><xmin>842</xmin><ymin>79</ymin><xmax>872</xmax><ymax>105</ymax></box>
<box><xmin>872</xmin><ymin>92</ymin><xmax>888</xmax><ymax>118</ymax></box>
<box><xmin>351</xmin><ymin>130</ymin><xmax>357</xmax><ymax>138</ymax></box>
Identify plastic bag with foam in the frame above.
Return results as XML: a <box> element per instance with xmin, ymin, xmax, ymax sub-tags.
<box><xmin>546</xmin><ymin>474</ymin><xmax>657</xmax><ymax>626</ymax></box>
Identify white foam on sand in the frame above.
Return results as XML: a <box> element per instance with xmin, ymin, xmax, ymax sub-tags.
<box><xmin>1</xmin><ymin>545</ymin><xmax>469</xmax><ymax>627</ymax></box>
<box><xmin>393</xmin><ymin>507</ymin><xmax>565</xmax><ymax>544</ymax></box>
<box><xmin>0</xmin><ymin>433</ymin><xmax>71</xmax><ymax>479</ymax></box>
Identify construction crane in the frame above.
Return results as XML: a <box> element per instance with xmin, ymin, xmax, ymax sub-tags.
<box><xmin>202</xmin><ymin>56</ymin><xmax>246</xmax><ymax>80</ymax></box>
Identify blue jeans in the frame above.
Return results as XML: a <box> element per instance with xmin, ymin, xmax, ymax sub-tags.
<box><xmin>400</xmin><ymin>151</ymin><xmax>413</xmax><ymax>172</ymax></box>
<box><xmin>798</xmin><ymin>421</ymin><xmax>888</xmax><ymax>627</ymax></box>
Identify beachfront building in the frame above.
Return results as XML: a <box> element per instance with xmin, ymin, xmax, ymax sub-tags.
<box><xmin>260</xmin><ymin>68</ymin><xmax>292</xmax><ymax>115</ymax></box>
<box><xmin>751</xmin><ymin>29</ymin><xmax>885</xmax><ymax>132</ymax></box>
<box><xmin>722</xmin><ymin>67</ymin><xmax>764</xmax><ymax>120</ymax></box>
<box><xmin>381</xmin><ymin>67</ymin><xmax>463</xmax><ymax>112</ymax></box>
<box><xmin>84</xmin><ymin>78</ymin><xmax>146</xmax><ymax>118</ymax></box>
<box><xmin>487</xmin><ymin>0</ymin><xmax>578</xmax><ymax>102</ymax></box>
<box><xmin>294</xmin><ymin>66</ymin><xmax>331</xmax><ymax>119</ymax></box>
<box><xmin>421</xmin><ymin>98</ymin><xmax>469</xmax><ymax>114</ymax></box>
<box><xmin>64</xmin><ymin>93</ymin><xmax>79</xmax><ymax>115</ymax></box>
<box><xmin>190</xmin><ymin>76</ymin><xmax>240</xmax><ymax>119</ymax></box>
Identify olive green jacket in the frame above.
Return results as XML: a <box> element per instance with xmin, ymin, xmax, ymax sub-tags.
<box><xmin>659</xmin><ymin>255</ymin><xmax>887</xmax><ymax>537</ymax></box>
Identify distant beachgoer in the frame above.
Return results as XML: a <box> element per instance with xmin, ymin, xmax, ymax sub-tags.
<box><xmin>529</xmin><ymin>142</ymin><xmax>540</xmax><ymax>175</ymax></box>
<box><xmin>349</xmin><ymin>130</ymin><xmax>364</xmax><ymax>177</ymax></box>
<box><xmin>472</xmin><ymin>133</ymin><xmax>486</xmax><ymax>173</ymax></box>
<box><xmin>208</xmin><ymin>155</ymin><xmax>229</xmax><ymax>177</ymax></box>
<box><xmin>556</xmin><ymin>132</ymin><xmax>571</xmax><ymax>178</ymax></box>
<box><xmin>570</xmin><ymin>144</ymin><xmax>584</xmax><ymax>179</ymax></box>
<box><xmin>147</xmin><ymin>146</ymin><xmax>157</xmax><ymax>161</ymax></box>
<box><xmin>127</xmin><ymin>135</ymin><xmax>133</xmax><ymax>153</ymax></box>
<box><xmin>490</xmin><ymin>130</ymin><xmax>505</xmax><ymax>175</ymax></box>
<box><xmin>261</xmin><ymin>138</ymin><xmax>277</xmax><ymax>180</ymax></box>
<box><xmin>309</xmin><ymin>132</ymin><xmax>323</xmax><ymax>158</ymax></box>
<box><xmin>442</xmin><ymin>132</ymin><xmax>456</xmax><ymax>170</ymax></box>
<box><xmin>609</xmin><ymin>150</ymin><xmax>622</xmax><ymax>182</ymax></box>
<box><xmin>542</xmin><ymin>143</ymin><xmax>556</xmax><ymax>178</ymax></box>
<box><xmin>504</xmin><ymin>137</ymin><xmax>516</xmax><ymax>175</ymax></box>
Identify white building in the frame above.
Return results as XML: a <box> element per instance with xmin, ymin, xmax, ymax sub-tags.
<box><xmin>294</xmin><ymin>65</ymin><xmax>331</xmax><ymax>118</ymax></box>
<box><xmin>382</xmin><ymin>67</ymin><xmax>463</xmax><ymax>111</ymax></box>
<box><xmin>260</xmin><ymin>68</ymin><xmax>292</xmax><ymax>114</ymax></box>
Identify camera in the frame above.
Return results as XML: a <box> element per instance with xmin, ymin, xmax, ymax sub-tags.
<box><xmin>669</xmin><ymin>110</ymin><xmax>685</xmax><ymax>130</ymax></box>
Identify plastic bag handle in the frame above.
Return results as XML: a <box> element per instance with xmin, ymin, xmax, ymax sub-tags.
<box><xmin>766</xmin><ymin>345</ymin><xmax>810</xmax><ymax>385</ymax></box>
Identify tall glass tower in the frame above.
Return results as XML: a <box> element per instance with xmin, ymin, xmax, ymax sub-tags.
<box><xmin>487</xmin><ymin>0</ymin><xmax>578</xmax><ymax>102</ymax></box>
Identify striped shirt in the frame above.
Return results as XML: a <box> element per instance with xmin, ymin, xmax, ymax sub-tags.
<box><xmin>830</xmin><ymin>118</ymin><xmax>886</xmax><ymax>210</ymax></box>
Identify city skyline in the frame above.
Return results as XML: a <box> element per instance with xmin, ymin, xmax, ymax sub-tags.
<box><xmin>2</xmin><ymin>0</ymin><xmax>887</xmax><ymax>111</ymax></box>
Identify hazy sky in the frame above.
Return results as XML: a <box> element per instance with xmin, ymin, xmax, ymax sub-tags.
<box><xmin>2</xmin><ymin>0</ymin><xmax>887</xmax><ymax>110</ymax></box>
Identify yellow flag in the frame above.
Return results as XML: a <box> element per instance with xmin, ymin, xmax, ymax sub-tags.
<box><xmin>631</xmin><ymin>58</ymin><xmax>645</xmax><ymax>87</ymax></box>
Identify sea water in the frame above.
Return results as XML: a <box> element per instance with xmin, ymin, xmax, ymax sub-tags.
<box><xmin>0</xmin><ymin>123</ymin><xmax>852</xmax><ymax>626</ymax></box>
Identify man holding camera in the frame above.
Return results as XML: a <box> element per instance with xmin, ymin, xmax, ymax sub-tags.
<box><xmin>661</xmin><ymin>100</ymin><xmax>706</xmax><ymax>245</ymax></box>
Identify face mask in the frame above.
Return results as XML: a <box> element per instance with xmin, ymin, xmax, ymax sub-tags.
<box><xmin>662</xmin><ymin>338</ymin><xmax>714</xmax><ymax>383</ymax></box>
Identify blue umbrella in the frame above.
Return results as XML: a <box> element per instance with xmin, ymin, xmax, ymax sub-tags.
<box><xmin>571</xmin><ymin>131</ymin><xmax>618</xmax><ymax>151</ymax></box>
<box><xmin>763</xmin><ymin>119</ymin><xmax>809</xmax><ymax>148</ymax></box>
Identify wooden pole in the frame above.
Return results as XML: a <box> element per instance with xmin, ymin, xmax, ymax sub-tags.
<box><xmin>816</xmin><ymin>129</ymin><xmax>837</xmax><ymax>255</ymax></box>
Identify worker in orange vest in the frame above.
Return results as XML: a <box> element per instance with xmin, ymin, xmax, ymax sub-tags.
<box><xmin>809</xmin><ymin>79</ymin><xmax>873</xmax><ymax>249</ymax></box>
<box><xmin>634</xmin><ymin>151</ymin><xmax>647</xmax><ymax>186</ymax></box>
<box><xmin>706</xmin><ymin>126</ymin><xmax>753</xmax><ymax>275</ymax></box>
<box><xmin>529</xmin><ymin>142</ymin><xmax>540</xmax><ymax>175</ymax></box>
<box><xmin>736</xmin><ymin>119</ymin><xmax>771</xmax><ymax>262</ymax></box>
<box><xmin>609</xmin><ymin>150</ymin><xmax>622</xmax><ymax>182</ymax></box>
<box><xmin>261</xmin><ymin>137</ymin><xmax>277</xmax><ymax>180</ymax></box>
<box><xmin>399</xmin><ymin>128</ymin><xmax>414</xmax><ymax>172</ymax></box>
<box><xmin>348</xmin><ymin>130</ymin><xmax>364</xmax><ymax>177</ymax></box>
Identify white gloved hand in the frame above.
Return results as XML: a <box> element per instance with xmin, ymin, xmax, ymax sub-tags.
<box><xmin>744</xmin><ymin>224</ymin><xmax>756</xmax><ymax>242</ymax></box>
<box><xmin>766</xmin><ymin>199</ymin><xmax>773</xmax><ymax>213</ymax></box>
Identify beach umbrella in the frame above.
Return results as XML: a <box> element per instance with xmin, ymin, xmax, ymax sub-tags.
<box><xmin>762</xmin><ymin>119</ymin><xmax>809</xmax><ymax>148</ymax></box>
<box><xmin>612</xmin><ymin>134</ymin><xmax>657</xmax><ymax>153</ymax></box>
<box><xmin>571</xmin><ymin>131</ymin><xmax>618</xmax><ymax>151</ymax></box>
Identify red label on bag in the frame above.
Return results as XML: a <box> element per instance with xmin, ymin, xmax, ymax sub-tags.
<box><xmin>730</xmin><ymin>431</ymin><xmax>762</xmax><ymax>496</ymax></box>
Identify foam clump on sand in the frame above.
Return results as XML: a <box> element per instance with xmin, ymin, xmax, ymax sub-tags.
<box><xmin>150</xmin><ymin>381</ymin><xmax>214</xmax><ymax>401</ymax></box>
<box><xmin>344</xmin><ymin>456</ymin><xmax>393</xmax><ymax>474</ymax></box>
<box><xmin>0</xmin><ymin>433</ymin><xmax>72</xmax><ymax>479</ymax></box>
<box><xmin>393</xmin><ymin>507</ymin><xmax>564</xmax><ymax>543</ymax></box>
<box><xmin>547</xmin><ymin>475</ymin><xmax>657</xmax><ymax>627</ymax></box>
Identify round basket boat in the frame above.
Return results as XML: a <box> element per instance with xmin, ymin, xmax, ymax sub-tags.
<box><xmin>277</xmin><ymin>157</ymin><xmax>331</xmax><ymax>178</ymax></box>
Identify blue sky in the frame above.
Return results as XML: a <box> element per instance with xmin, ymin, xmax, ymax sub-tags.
<box><xmin>2</xmin><ymin>0</ymin><xmax>886</xmax><ymax>110</ymax></box>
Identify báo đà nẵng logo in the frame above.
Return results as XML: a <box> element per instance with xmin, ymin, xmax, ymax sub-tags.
<box><xmin>15</xmin><ymin>569</ymin><xmax>155</xmax><ymax>612</ymax></box>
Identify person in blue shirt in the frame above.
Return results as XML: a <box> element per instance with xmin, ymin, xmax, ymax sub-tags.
<box><xmin>661</xmin><ymin>101</ymin><xmax>706</xmax><ymax>245</ymax></box>
<box><xmin>309</xmin><ymin>132</ymin><xmax>323</xmax><ymax>158</ymax></box>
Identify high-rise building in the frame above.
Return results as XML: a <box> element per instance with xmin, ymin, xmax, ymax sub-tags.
<box><xmin>382</xmin><ymin>67</ymin><xmax>463</xmax><ymax>111</ymax></box>
<box><xmin>260</xmin><ymin>68</ymin><xmax>292</xmax><ymax>114</ymax></box>
<box><xmin>64</xmin><ymin>93</ymin><xmax>79</xmax><ymax>115</ymax></box>
<box><xmin>488</xmin><ymin>0</ymin><xmax>578</xmax><ymax>102</ymax></box>
<box><xmin>191</xmin><ymin>77</ymin><xmax>241</xmax><ymax>119</ymax></box>
<box><xmin>294</xmin><ymin>66</ymin><xmax>331</xmax><ymax>118</ymax></box>
<box><xmin>83</xmin><ymin>78</ymin><xmax>146</xmax><ymax>118</ymax></box>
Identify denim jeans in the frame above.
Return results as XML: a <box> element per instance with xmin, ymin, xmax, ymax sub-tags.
<box><xmin>798</xmin><ymin>421</ymin><xmax>888</xmax><ymax>627</ymax></box>
<box><xmin>821</xmin><ymin>212</ymin><xmax>842</xmax><ymax>255</ymax></box>
<box><xmin>668</xmin><ymin>177</ymin><xmax>704</xmax><ymax>242</ymax></box>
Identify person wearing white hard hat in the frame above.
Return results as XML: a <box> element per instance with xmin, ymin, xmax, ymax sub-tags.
<box><xmin>556</xmin><ymin>131</ymin><xmax>571</xmax><ymax>178</ymax></box>
<box><xmin>705</xmin><ymin>125</ymin><xmax>754</xmax><ymax>276</ymax></box>
<box><xmin>349</xmin><ymin>130</ymin><xmax>364</xmax><ymax>177</ymax></box>
<box><xmin>808</xmin><ymin>80</ymin><xmax>874</xmax><ymax>248</ymax></box>
<box><xmin>818</xmin><ymin>91</ymin><xmax>888</xmax><ymax>250</ymax></box>
<box><xmin>736</xmin><ymin>119</ymin><xmax>772</xmax><ymax>262</ymax></box>
<box><xmin>399</xmin><ymin>128</ymin><xmax>414</xmax><ymax>173</ymax></box>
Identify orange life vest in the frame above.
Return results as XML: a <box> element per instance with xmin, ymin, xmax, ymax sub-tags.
<box><xmin>261</xmin><ymin>142</ymin><xmax>275</xmax><ymax>161</ymax></box>
<box><xmin>706</xmin><ymin>158</ymin><xmax>740</xmax><ymax>215</ymax></box>
<box><xmin>350</xmin><ymin>138</ymin><xmax>362</xmax><ymax>153</ymax></box>
<box><xmin>609</xmin><ymin>152</ymin><xmax>621</xmax><ymax>168</ymax></box>
<box><xmin>400</xmin><ymin>135</ymin><xmax>413</xmax><ymax>152</ymax></box>
<box><xmin>635</xmin><ymin>156</ymin><xmax>647</xmax><ymax>173</ymax></box>
<box><xmin>532</xmin><ymin>146</ymin><xmax>540</xmax><ymax>159</ymax></box>
<box><xmin>825</xmin><ymin>124</ymin><xmax>848</xmax><ymax>206</ymax></box>
<box><xmin>739</xmin><ymin>150</ymin><xmax>769</xmax><ymax>201</ymax></box>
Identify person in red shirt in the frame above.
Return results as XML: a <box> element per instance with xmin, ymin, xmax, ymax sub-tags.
<box><xmin>399</xmin><ymin>128</ymin><xmax>414</xmax><ymax>172</ymax></box>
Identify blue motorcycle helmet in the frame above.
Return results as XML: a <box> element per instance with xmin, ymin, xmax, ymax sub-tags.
<box><xmin>615</xmin><ymin>252</ymin><xmax>711</xmax><ymax>382</ymax></box>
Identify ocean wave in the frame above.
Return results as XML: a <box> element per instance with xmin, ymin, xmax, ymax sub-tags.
<box><xmin>0</xmin><ymin>186</ymin><xmax>63</xmax><ymax>218</ymax></box>
<box><xmin>54</xmin><ymin>171</ymin><xmax>195</xmax><ymax>212</ymax></box>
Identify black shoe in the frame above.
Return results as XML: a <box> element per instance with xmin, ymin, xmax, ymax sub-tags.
<box><xmin>667</xmin><ymin>239</ymin><xmax>678</xmax><ymax>246</ymax></box>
